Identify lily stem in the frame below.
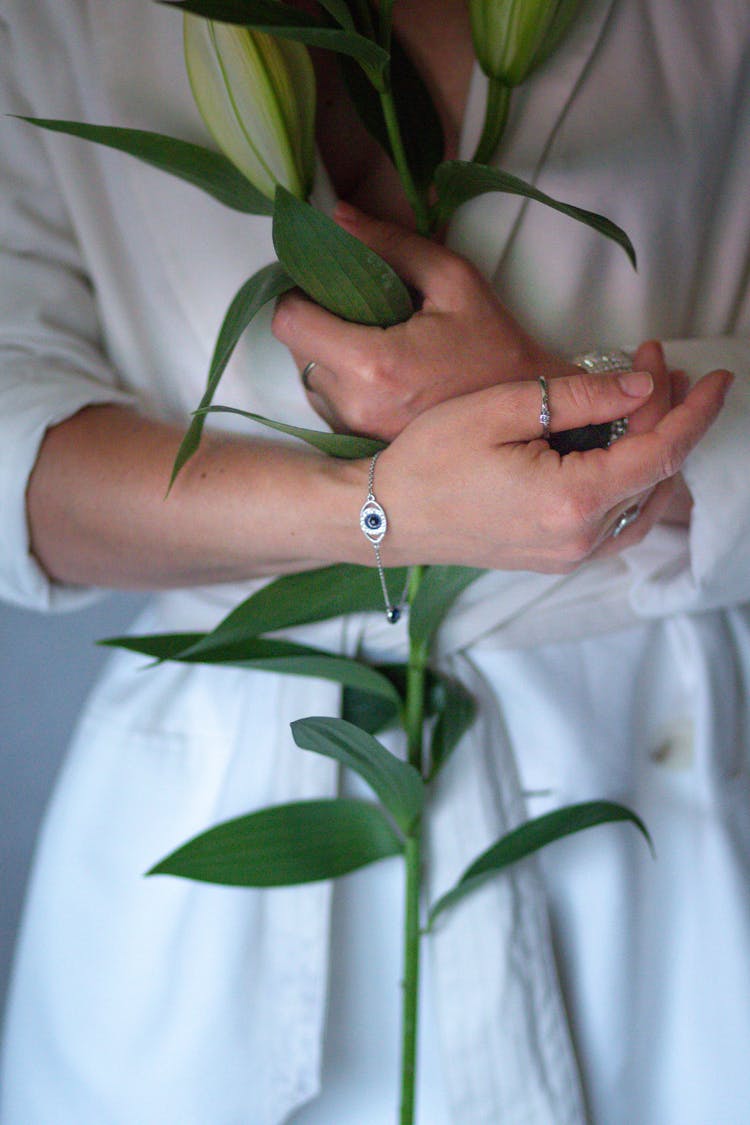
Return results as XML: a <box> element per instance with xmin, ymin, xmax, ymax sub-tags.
<box><xmin>400</xmin><ymin>831</ymin><xmax>422</xmax><ymax>1125</ymax></box>
<box><xmin>473</xmin><ymin>77</ymin><xmax>512</xmax><ymax>165</ymax></box>
<box><xmin>379</xmin><ymin>85</ymin><xmax>431</xmax><ymax>236</ymax></box>
<box><xmin>398</xmin><ymin>564</ymin><xmax>427</xmax><ymax>1124</ymax></box>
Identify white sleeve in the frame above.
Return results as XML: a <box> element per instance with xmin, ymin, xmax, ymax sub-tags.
<box><xmin>0</xmin><ymin>15</ymin><xmax>135</xmax><ymax>611</ymax></box>
<box><xmin>625</xmin><ymin>337</ymin><xmax>750</xmax><ymax>617</ymax></box>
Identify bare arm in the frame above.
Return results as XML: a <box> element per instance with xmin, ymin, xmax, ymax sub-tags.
<box><xmin>26</xmin><ymin>405</ymin><xmax>369</xmax><ymax>589</ymax></box>
<box><xmin>26</xmin><ymin>366</ymin><xmax>729</xmax><ymax>593</ymax></box>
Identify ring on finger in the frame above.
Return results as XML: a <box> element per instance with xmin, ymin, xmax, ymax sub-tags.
<box><xmin>538</xmin><ymin>375</ymin><xmax>551</xmax><ymax>439</ymax></box>
<box><xmin>611</xmin><ymin>503</ymin><xmax>640</xmax><ymax>539</ymax></box>
<box><xmin>301</xmin><ymin>360</ymin><xmax>317</xmax><ymax>391</ymax></box>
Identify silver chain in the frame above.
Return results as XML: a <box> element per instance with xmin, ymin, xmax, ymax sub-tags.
<box><xmin>359</xmin><ymin>452</ymin><xmax>411</xmax><ymax>624</ymax></box>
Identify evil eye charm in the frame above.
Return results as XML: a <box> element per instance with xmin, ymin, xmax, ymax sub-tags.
<box><xmin>360</xmin><ymin>499</ymin><xmax>387</xmax><ymax>545</ymax></box>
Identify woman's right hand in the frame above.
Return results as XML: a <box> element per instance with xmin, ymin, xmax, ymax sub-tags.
<box><xmin>371</xmin><ymin>364</ymin><xmax>732</xmax><ymax>574</ymax></box>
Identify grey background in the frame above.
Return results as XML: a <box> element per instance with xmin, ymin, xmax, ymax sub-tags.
<box><xmin>0</xmin><ymin>593</ymin><xmax>146</xmax><ymax>1020</ymax></box>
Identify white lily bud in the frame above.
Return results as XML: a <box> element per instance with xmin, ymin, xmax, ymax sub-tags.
<box><xmin>470</xmin><ymin>0</ymin><xmax>581</xmax><ymax>87</ymax></box>
<box><xmin>183</xmin><ymin>15</ymin><xmax>316</xmax><ymax>201</ymax></box>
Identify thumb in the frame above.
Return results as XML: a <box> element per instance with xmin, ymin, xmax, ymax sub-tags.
<box><xmin>484</xmin><ymin>369</ymin><xmax>655</xmax><ymax>443</ymax></box>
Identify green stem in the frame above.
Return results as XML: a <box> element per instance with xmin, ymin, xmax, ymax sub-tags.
<box><xmin>400</xmin><ymin>831</ymin><xmax>422</xmax><ymax>1125</ymax></box>
<box><xmin>398</xmin><ymin>563</ymin><xmax>427</xmax><ymax>1124</ymax></box>
<box><xmin>379</xmin><ymin>0</ymin><xmax>395</xmax><ymax>49</ymax></box>
<box><xmin>379</xmin><ymin>85</ymin><xmax>431</xmax><ymax>236</ymax></box>
<box><xmin>405</xmin><ymin>565</ymin><xmax>426</xmax><ymax>771</ymax></box>
<box><xmin>405</xmin><ymin>656</ymin><xmax>426</xmax><ymax>773</ymax></box>
<box><xmin>350</xmin><ymin>0</ymin><xmax>376</xmax><ymax>39</ymax></box>
<box><xmin>473</xmin><ymin>77</ymin><xmax>512</xmax><ymax>165</ymax></box>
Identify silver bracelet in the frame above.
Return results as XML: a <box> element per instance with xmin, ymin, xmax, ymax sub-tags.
<box><xmin>359</xmin><ymin>452</ymin><xmax>410</xmax><ymax>624</ymax></box>
<box><xmin>572</xmin><ymin>348</ymin><xmax>633</xmax><ymax>446</ymax></box>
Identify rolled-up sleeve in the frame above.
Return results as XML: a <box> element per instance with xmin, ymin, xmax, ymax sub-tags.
<box><xmin>626</xmin><ymin>337</ymin><xmax>750</xmax><ymax>616</ymax></box>
<box><xmin>0</xmin><ymin>16</ymin><xmax>135</xmax><ymax>611</ymax></box>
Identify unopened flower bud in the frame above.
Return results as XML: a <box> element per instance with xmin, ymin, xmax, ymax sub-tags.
<box><xmin>184</xmin><ymin>15</ymin><xmax>316</xmax><ymax>202</ymax></box>
<box><xmin>470</xmin><ymin>0</ymin><xmax>582</xmax><ymax>87</ymax></box>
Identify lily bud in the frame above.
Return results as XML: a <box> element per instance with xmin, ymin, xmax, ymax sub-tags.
<box><xmin>469</xmin><ymin>0</ymin><xmax>582</xmax><ymax>87</ymax></box>
<box><xmin>183</xmin><ymin>15</ymin><xmax>316</xmax><ymax>202</ymax></box>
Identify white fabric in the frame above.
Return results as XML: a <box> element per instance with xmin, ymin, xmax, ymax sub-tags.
<box><xmin>1</xmin><ymin>0</ymin><xmax>750</xmax><ymax>1122</ymax></box>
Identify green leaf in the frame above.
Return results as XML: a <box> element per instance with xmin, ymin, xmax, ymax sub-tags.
<box><xmin>428</xmin><ymin>675</ymin><xmax>477</xmax><ymax>779</ymax></box>
<box><xmin>292</xmin><ymin>716</ymin><xmax>423</xmax><ymax>833</ymax></box>
<box><xmin>104</xmin><ymin>631</ymin><xmax>401</xmax><ymax>700</ymax></box>
<box><xmin>317</xmin><ymin>0</ymin><xmax>356</xmax><ymax>30</ymax></box>
<box><xmin>341</xmin><ymin>682</ymin><xmax>400</xmax><ymax>734</ymax></box>
<box><xmin>163</xmin><ymin>1</ymin><xmax>389</xmax><ymax>83</ymax></box>
<box><xmin>428</xmin><ymin>800</ymin><xmax>653</xmax><ymax>926</ymax></box>
<box><xmin>99</xmin><ymin>632</ymin><xmax>204</xmax><ymax>660</ymax></box>
<box><xmin>197</xmin><ymin>405</ymin><xmax>385</xmax><ymax>458</ymax></box>
<box><xmin>434</xmin><ymin>160</ymin><xmax>637</xmax><ymax>268</ymax></box>
<box><xmin>340</xmin><ymin>662</ymin><xmax>408</xmax><ymax>734</ymax></box>
<box><xmin>340</xmin><ymin>664</ymin><xmax>472</xmax><ymax>741</ymax></box>
<box><xmin>408</xmin><ymin>566</ymin><xmax>485</xmax><ymax>652</ymax></box>
<box><xmin>338</xmin><ymin>665</ymin><xmax>472</xmax><ymax>753</ymax></box>
<box><xmin>181</xmin><ymin>564</ymin><xmax>409</xmax><ymax>657</ymax></box>
<box><xmin>170</xmin><ymin>261</ymin><xmax>294</xmax><ymax>486</ymax></box>
<box><xmin>273</xmin><ymin>186</ymin><xmax>413</xmax><ymax>326</ymax></box>
<box><xmin>149</xmin><ymin>797</ymin><xmax>403</xmax><ymax>885</ymax></box>
<box><xmin>338</xmin><ymin>29</ymin><xmax>444</xmax><ymax>191</ymax></box>
<box><xmin>15</xmin><ymin>119</ymin><xmax>273</xmax><ymax>214</ymax></box>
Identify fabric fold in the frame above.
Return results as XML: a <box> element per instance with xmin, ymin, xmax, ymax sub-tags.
<box><xmin>425</xmin><ymin>654</ymin><xmax>587</xmax><ymax>1124</ymax></box>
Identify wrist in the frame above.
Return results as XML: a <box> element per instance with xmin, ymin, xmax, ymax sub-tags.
<box><xmin>312</xmin><ymin>453</ymin><xmax>375</xmax><ymax>565</ymax></box>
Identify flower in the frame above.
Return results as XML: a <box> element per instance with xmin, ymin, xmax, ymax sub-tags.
<box><xmin>469</xmin><ymin>0</ymin><xmax>582</xmax><ymax>87</ymax></box>
<box><xmin>183</xmin><ymin>15</ymin><xmax>316</xmax><ymax>201</ymax></box>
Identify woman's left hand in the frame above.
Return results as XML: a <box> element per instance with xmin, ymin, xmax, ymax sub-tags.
<box><xmin>272</xmin><ymin>203</ymin><xmax>582</xmax><ymax>441</ymax></box>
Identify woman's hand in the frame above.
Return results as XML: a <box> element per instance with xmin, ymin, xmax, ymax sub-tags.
<box><xmin>272</xmin><ymin>201</ymin><xmax>716</xmax><ymax>571</ymax></box>
<box><xmin>272</xmin><ymin>203</ymin><xmax>581</xmax><ymax>441</ymax></box>
<box><xmin>371</xmin><ymin>364</ymin><xmax>732</xmax><ymax>573</ymax></box>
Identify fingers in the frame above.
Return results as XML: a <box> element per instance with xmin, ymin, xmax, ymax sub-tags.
<box><xmin>272</xmin><ymin>289</ymin><xmax>371</xmax><ymax>376</ymax></box>
<box><xmin>334</xmin><ymin>201</ymin><xmax>479</xmax><ymax>306</ymax></box>
<box><xmin>283</xmin><ymin>331</ymin><xmax>409</xmax><ymax>441</ymax></box>
<box><xmin>555</xmin><ymin>369</ymin><xmax>730</xmax><ymax>563</ymax></box>
<box><xmin>602</xmin><ymin>368</ymin><xmax>733</xmax><ymax>499</ymax></box>
<box><xmin>625</xmin><ymin>340</ymin><xmax>671</xmax><ymax>437</ymax></box>
<box><xmin>481</xmin><ymin>368</ymin><xmax>656</xmax><ymax>443</ymax></box>
<box><xmin>588</xmin><ymin>479</ymin><xmax>676</xmax><ymax>559</ymax></box>
<box><xmin>632</xmin><ymin>339</ymin><xmax>665</xmax><ymax>377</ymax></box>
<box><xmin>670</xmin><ymin>369</ymin><xmax>690</xmax><ymax>405</ymax></box>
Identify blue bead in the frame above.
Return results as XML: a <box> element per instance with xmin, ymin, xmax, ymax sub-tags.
<box><xmin>386</xmin><ymin>606</ymin><xmax>401</xmax><ymax>624</ymax></box>
<box><xmin>366</xmin><ymin>514</ymin><xmax>381</xmax><ymax>529</ymax></box>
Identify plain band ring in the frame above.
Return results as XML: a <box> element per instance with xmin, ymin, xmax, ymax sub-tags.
<box><xmin>538</xmin><ymin>375</ymin><xmax>551</xmax><ymax>439</ymax></box>
<box><xmin>612</xmin><ymin>504</ymin><xmax>640</xmax><ymax>539</ymax></box>
<box><xmin>301</xmin><ymin>360</ymin><xmax>317</xmax><ymax>391</ymax></box>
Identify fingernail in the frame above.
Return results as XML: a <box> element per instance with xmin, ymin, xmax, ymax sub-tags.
<box><xmin>618</xmin><ymin>370</ymin><xmax>653</xmax><ymax>396</ymax></box>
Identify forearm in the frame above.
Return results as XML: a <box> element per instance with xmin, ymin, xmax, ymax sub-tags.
<box><xmin>25</xmin><ymin>367</ymin><xmax>728</xmax><ymax>591</ymax></box>
<box><xmin>27</xmin><ymin>404</ymin><xmax>370</xmax><ymax>590</ymax></box>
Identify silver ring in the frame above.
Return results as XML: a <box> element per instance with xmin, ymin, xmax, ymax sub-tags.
<box><xmin>612</xmin><ymin>504</ymin><xmax>640</xmax><ymax>538</ymax></box>
<box><xmin>607</xmin><ymin>416</ymin><xmax>629</xmax><ymax>446</ymax></box>
<box><xmin>538</xmin><ymin>375</ymin><xmax>551</xmax><ymax>439</ymax></box>
<box><xmin>301</xmin><ymin>360</ymin><xmax>317</xmax><ymax>391</ymax></box>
